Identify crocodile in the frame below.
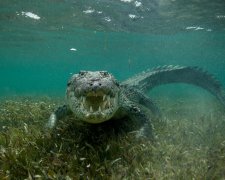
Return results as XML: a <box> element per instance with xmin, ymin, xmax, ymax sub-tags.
<box><xmin>47</xmin><ymin>65</ymin><xmax>225</xmax><ymax>139</ymax></box>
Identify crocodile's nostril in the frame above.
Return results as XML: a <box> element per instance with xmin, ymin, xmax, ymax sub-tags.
<box><xmin>99</xmin><ymin>83</ymin><xmax>102</xmax><ymax>86</ymax></box>
<box><xmin>90</xmin><ymin>83</ymin><xmax>93</xmax><ymax>86</ymax></box>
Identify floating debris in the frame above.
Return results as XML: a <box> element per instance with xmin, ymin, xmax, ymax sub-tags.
<box><xmin>128</xmin><ymin>14</ymin><xmax>137</xmax><ymax>19</ymax></box>
<box><xmin>134</xmin><ymin>1</ymin><xmax>142</xmax><ymax>7</ymax></box>
<box><xmin>21</xmin><ymin>11</ymin><xmax>41</xmax><ymax>20</ymax></box>
<box><xmin>216</xmin><ymin>15</ymin><xmax>225</xmax><ymax>19</ymax></box>
<box><xmin>185</xmin><ymin>26</ymin><xmax>204</xmax><ymax>31</ymax></box>
<box><xmin>70</xmin><ymin>48</ymin><xmax>77</xmax><ymax>51</ymax></box>
<box><xmin>83</xmin><ymin>9</ymin><xmax>95</xmax><ymax>14</ymax></box>
<box><xmin>120</xmin><ymin>0</ymin><xmax>133</xmax><ymax>2</ymax></box>
<box><xmin>103</xmin><ymin>17</ymin><xmax>111</xmax><ymax>22</ymax></box>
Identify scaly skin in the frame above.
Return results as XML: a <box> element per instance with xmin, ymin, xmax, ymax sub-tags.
<box><xmin>123</xmin><ymin>65</ymin><xmax>225</xmax><ymax>105</ymax></box>
<box><xmin>47</xmin><ymin>66</ymin><xmax>225</xmax><ymax>139</ymax></box>
<box><xmin>66</xmin><ymin>71</ymin><xmax>120</xmax><ymax>123</ymax></box>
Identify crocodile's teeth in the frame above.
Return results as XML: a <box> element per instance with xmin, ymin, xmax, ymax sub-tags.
<box><xmin>102</xmin><ymin>101</ymin><xmax>107</xmax><ymax>109</ymax></box>
<box><xmin>103</xmin><ymin>95</ymin><xmax>106</xmax><ymax>101</ymax></box>
<box><xmin>107</xmin><ymin>96</ymin><xmax>111</xmax><ymax>106</ymax></box>
<box><xmin>113</xmin><ymin>98</ymin><xmax>116</xmax><ymax>105</ymax></box>
<box><xmin>82</xmin><ymin>96</ymin><xmax>86</xmax><ymax>104</ymax></box>
<box><xmin>90</xmin><ymin>106</ymin><xmax>93</xmax><ymax>112</ymax></box>
<box><xmin>108</xmin><ymin>99</ymin><xmax>111</xmax><ymax>107</ymax></box>
<box><xmin>98</xmin><ymin>106</ymin><xmax>102</xmax><ymax>112</ymax></box>
<box><xmin>81</xmin><ymin>103</ymin><xmax>84</xmax><ymax>109</ymax></box>
<box><xmin>86</xmin><ymin>113</ymin><xmax>90</xmax><ymax>117</ymax></box>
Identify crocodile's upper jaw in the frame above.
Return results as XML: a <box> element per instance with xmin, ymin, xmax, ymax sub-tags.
<box><xmin>66</xmin><ymin>71</ymin><xmax>120</xmax><ymax>123</ymax></box>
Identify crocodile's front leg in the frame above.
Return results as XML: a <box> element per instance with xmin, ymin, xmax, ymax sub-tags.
<box><xmin>123</xmin><ymin>86</ymin><xmax>161</xmax><ymax>118</ymax></box>
<box><xmin>46</xmin><ymin>105</ymin><xmax>72</xmax><ymax>129</ymax></box>
<box><xmin>120</xmin><ymin>99</ymin><xmax>155</xmax><ymax>140</ymax></box>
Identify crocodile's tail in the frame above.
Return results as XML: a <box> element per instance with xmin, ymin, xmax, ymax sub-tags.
<box><xmin>122</xmin><ymin>65</ymin><xmax>225</xmax><ymax>106</ymax></box>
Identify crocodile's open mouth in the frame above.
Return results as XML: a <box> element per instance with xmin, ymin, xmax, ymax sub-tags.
<box><xmin>76</xmin><ymin>91</ymin><xmax>119</xmax><ymax>123</ymax></box>
<box><xmin>66</xmin><ymin>70</ymin><xmax>120</xmax><ymax>123</ymax></box>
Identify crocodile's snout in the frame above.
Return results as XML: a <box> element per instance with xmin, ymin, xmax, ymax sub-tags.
<box><xmin>89</xmin><ymin>80</ymin><xmax>102</xmax><ymax>91</ymax></box>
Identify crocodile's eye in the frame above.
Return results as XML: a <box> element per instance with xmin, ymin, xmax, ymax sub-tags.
<box><xmin>79</xmin><ymin>71</ymin><xmax>87</xmax><ymax>76</ymax></box>
<box><xmin>100</xmin><ymin>71</ymin><xmax>109</xmax><ymax>77</ymax></box>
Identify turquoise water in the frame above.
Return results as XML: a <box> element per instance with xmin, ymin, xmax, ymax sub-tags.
<box><xmin>1</xmin><ymin>0</ymin><xmax>225</xmax><ymax>97</ymax></box>
<box><xmin>1</xmin><ymin>31</ymin><xmax>225</xmax><ymax>97</ymax></box>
